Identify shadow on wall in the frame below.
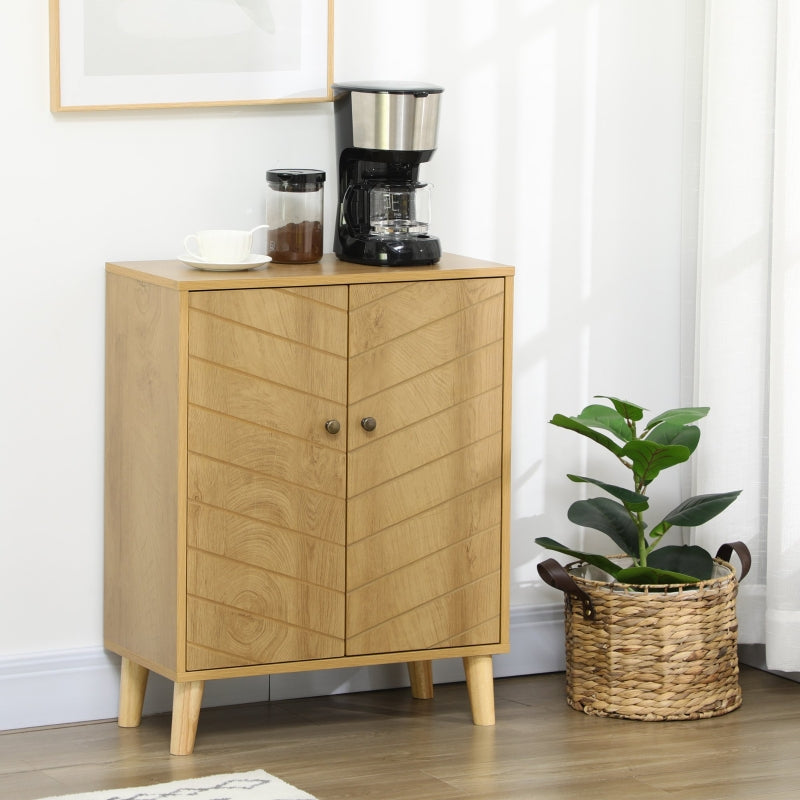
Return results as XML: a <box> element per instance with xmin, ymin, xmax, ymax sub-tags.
<box><xmin>411</xmin><ymin>1</ymin><xmax>693</xmax><ymax>607</ymax></box>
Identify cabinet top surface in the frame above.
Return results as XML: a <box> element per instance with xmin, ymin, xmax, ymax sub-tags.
<box><xmin>106</xmin><ymin>253</ymin><xmax>514</xmax><ymax>290</ymax></box>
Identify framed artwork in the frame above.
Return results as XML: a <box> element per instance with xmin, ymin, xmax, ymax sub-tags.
<box><xmin>49</xmin><ymin>0</ymin><xmax>334</xmax><ymax>111</ymax></box>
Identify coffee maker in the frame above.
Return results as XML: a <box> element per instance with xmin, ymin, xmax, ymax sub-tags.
<box><xmin>332</xmin><ymin>81</ymin><xmax>443</xmax><ymax>266</ymax></box>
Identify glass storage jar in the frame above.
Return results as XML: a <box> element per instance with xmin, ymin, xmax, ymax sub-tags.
<box><xmin>266</xmin><ymin>169</ymin><xmax>325</xmax><ymax>263</ymax></box>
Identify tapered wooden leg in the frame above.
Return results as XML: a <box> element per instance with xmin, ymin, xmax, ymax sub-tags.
<box><xmin>118</xmin><ymin>657</ymin><xmax>149</xmax><ymax>728</ymax></box>
<box><xmin>463</xmin><ymin>655</ymin><xmax>495</xmax><ymax>726</ymax></box>
<box><xmin>170</xmin><ymin>680</ymin><xmax>205</xmax><ymax>756</ymax></box>
<box><xmin>407</xmin><ymin>660</ymin><xmax>434</xmax><ymax>699</ymax></box>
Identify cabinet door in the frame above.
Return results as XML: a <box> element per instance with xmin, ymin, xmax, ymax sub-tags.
<box><xmin>346</xmin><ymin>278</ymin><xmax>506</xmax><ymax>655</ymax></box>
<box><xmin>185</xmin><ymin>287</ymin><xmax>348</xmax><ymax>670</ymax></box>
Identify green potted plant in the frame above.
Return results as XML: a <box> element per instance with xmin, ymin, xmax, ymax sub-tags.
<box><xmin>536</xmin><ymin>395</ymin><xmax>750</xmax><ymax>720</ymax></box>
<box><xmin>536</xmin><ymin>395</ymin><xmax>741</xmax><ymax>584</ymax></box>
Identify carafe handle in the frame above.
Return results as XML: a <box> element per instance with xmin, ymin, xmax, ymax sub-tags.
<box><xmin>342</xmin><ymin>184</ymin><xmax>367</xmax><ymax>233</ymax></box>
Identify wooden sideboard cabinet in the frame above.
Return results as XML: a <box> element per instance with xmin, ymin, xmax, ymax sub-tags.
<box><xmin>104</xmin><ymin>253</ymin><xmax>514</xmax><ymax>754</ymax></box>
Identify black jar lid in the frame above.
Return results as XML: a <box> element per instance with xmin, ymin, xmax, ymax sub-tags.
<box><xmin>266</xmin><ymin>169</ymin><xmax>325</xmax><ymax>191</ymax></box>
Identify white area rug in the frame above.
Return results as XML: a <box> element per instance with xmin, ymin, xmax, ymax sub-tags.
<box><xmin>36</xmin><ymin>770</ymin><xmax>317</xmax><ymax>800</ymax></box>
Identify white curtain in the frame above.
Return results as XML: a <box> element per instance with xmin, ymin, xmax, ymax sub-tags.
<box><xmin>694</xmin><ymin>0</ymin><xmax>800</xmax><ymax>672</ymax></box>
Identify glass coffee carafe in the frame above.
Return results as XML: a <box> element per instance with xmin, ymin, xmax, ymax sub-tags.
<box><xmin>368</xmin><ymin>182</ymin><xmax>431</xmax><ymax>237</ymax></box>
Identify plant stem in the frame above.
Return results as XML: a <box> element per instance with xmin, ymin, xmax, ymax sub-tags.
<box><xmin>637</xmin><ymin>512</ymin><xmax>648</xmax><ymax>566</ymax></box>
<box><xmin>621</xmin><ymin>413</ymin><xmax>650</xmax><ymax>567</ymax></box>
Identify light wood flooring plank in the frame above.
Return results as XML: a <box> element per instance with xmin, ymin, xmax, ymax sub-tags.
<box><xmin>0</xmin><ymin>668</ymin><xmax>798</xmax><ymax>800</ymax></box>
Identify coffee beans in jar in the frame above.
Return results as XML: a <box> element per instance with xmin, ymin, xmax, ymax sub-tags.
<box><xmin>266</xmin><ymin>169</ymin><xmax>325</xmax><ymax>264</ymax></box>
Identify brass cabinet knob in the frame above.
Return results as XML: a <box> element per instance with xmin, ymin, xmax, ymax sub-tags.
<box><xmin>325</xmin><ymin>419</ymin><xmax>341</xmax><ymax>435</ymax></box>
<box><xmin>360</xmin><ymin>416</ymin><xmax>377</xmax><ymax>432</ymax></box>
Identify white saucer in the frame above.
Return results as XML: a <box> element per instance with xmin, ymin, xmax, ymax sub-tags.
<box><xmin>177</xmin><ymin>253</ymin><xmax>271</xmax><ymax>271</ymax></box>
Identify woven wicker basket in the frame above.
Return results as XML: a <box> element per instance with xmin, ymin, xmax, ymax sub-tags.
<box><xmin>539</xmin><ymin>542</ymin><xmax>750</xmax><ymax>721</ymax></box>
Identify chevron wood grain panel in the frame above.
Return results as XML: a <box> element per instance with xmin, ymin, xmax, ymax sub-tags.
<box><xmin>189</xmin><ymin>405</ymin><xmax>344</xmax><ymax>497</ymax></box>
<box><xmin>347</xmin><ymin>281</ymin><xmax>406</xmax><ymax>310</ymax></box>
<box><xmin>190</xmin><ymin>285</ymin><xmax>348</xmax><ymax>353</ymax></box>
<box><xmin>347</xmin><ymin>387</ymin><xmax>502</xmax><ymax>497</ymax></box>
<box><xmin>346</xmin><ymin>528</ymin><xmax>500</xmax><ymax>637</ymax></box>
<box><xmin>188</xmin><ymin>550</ymin><xmax>343</xmax><ymax>639</ymax></box>
<box><xmin>348</xmin><ymin>291</ymin><xmax>504</xmax><ymax>403</ymax></box>
<box><xmin>348</xmin><ymin>341</ymin><xmax>503</xmax><ymax>447</ymax></box>
<box><xmin>349</xmin><ymin>278</ymin><xmax>504</xmax><ymax>352</ymax></box>
<box><xmin>283</xmin><ymin>284</ymin><xmax>349</xmax><ymax>309</ymax></box>
<box><xmin>189</xmin><ymin>307</ymin><xmax>346</xmax><ymax>402</ymax></box>
<box><xmin>347</xmin><ymin>434</ymin><xmax>502</xmax><ymax>542</ymax></box>
<box><xmin>189</xmin><ymin>359</ymin><xmax>346</xmax><ymax>452</ymax></box>
<box><xmin>346</xmin><ymin>278</ymin><xmax>505</xmax><ymax>655</ymax></box>
<box><xmin>188</xmin><ymin>454</ymin><xmax>344</xmax><ymax>541</ymax></box>
<box><xmin>187</xmin><ymin>287</ymin><xmax>347</xmax><ymax>670</ymax></box>
<box><xmin>187</xmin><ymin>594</ymin><xmax>343</xmax><ymax>670</ymax></box>
<box><xmin>188</xmin><ymin>503</ymin><xmax>343</xmax><ymax>591</ymax></box>
<box><xmin>346</xmin><ymin>574</ymin><xmax>501</xmax><ymax>655</ymax></box>
<box><xmin>435</xmin><ymin>618</ymin><xmax>503</xmax><ymax>648</ymax></box>
<box><xmin>346</xmin><ymin>480</ymin><xmax>501</xmax><ymax>591</ymax></box>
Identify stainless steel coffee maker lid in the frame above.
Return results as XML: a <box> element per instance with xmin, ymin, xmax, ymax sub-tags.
<box><xmin>332</xmin><ymin>81</ymin><xmax>443</xmax><ymax>152</ymax></box>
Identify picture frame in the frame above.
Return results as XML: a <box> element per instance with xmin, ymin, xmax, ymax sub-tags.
<box><xmin>49</xmin><ymin>0</ymin><xmax>334</xmax><ymax>111</ymax></box>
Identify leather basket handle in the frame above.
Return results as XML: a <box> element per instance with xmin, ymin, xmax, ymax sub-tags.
<box><xmin>537</xmin><ymin>558</ymin><xmax>595</xmax><ymax>620</ymax></box>
<box><xmin>715</xmin><ymin>541</ymin><xmax>752</xmax><ymax>583</ymax></box>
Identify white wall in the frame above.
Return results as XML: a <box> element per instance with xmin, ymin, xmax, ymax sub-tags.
<box><xmin>0</xmin><ymin>0</ymin><xmax>700</xmax><ymax>727</ymax></box>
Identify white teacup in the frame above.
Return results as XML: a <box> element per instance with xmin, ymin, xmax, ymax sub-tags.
<box><xmin>184</xmin><ymin>225</ymin><xmax>268</xmax><ymax>263</ymax></box>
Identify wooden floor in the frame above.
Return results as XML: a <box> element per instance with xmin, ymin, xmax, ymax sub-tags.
<box><xmin>1</xmin><ymin>667</ymin><xmax>799</xmax><ymax>800</ymax></box>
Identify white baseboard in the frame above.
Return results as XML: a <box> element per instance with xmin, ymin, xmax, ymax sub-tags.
<box><xmin>0</xmin><ymin>604</ymin><xmax>565</xmax><ymax>732</ymax></box>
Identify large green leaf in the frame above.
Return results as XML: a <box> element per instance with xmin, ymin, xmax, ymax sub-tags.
<box><xmin>613</xmin><ymin>565</ymin><xmax>703</xmax><ymax>585</ymax></box>
<box><xmin>645</xmin><ymin>422</ymin><xmax>701</xmax><ymax>455</ymax></box>
<box><xmin>567</xmin><ymin>498</ymin><xmax>641</xmax><ymax>558</ymax></box>
<box><xmin>647</xmin><ymin>545</ymin><xmax>714</xmax><ymax>580</ymax></box>
<box><xmin>621</xmin><ymin>439</ymin><xmax>691</xmax><ymax>485</ymax></box>
<box><xmin>644</xmin><ymin>406</ymin><xmax>710</xmax><ymax>432</ymax></box>
<box><xmin>572</xmin><ymin>404</ymin><xmax>633</xmax><ymax>442</ymax></box>
<box><xmin>662</xmin><ymin>490</ymin><xmax>742</xmax><ymax>527</ymax></box>
<box><xmin>534</xmin><ymin>537</ymin><xmax>622</xmax><ymax>577</ymax></box>
<box><xmin>594</xmin><ymin>396</ymin><xmax>645</xmax><ymax>422</ymax></box>
<box><xmin>549</xmin><ymin>414</ymin><xmax>624</xmax><ymax>457</ymax></box>
<box><xmin>567</xmin><ymin>474</ymin><xmax>649</xmax><ymax>512</ymax></box>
